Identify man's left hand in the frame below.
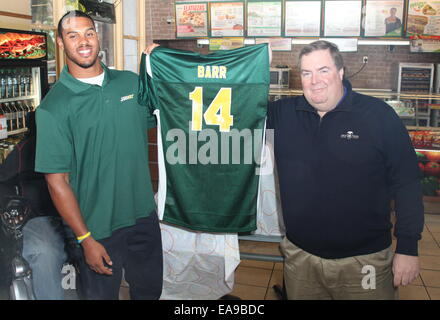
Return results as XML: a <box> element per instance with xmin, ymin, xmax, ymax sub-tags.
<box><xmin>392</xmin><ymin>253</ymin><xmax>420</xmax><ymax>287</ymax></box>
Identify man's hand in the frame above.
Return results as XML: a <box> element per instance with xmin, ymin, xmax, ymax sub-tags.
<box><xmin>392</xmin><ymin>253</ymin><xmax>420</xmax><ymax>287</ymax></box>
<box><xmin>144</xmin><ymin>43</ymin><xmax>159</xmax><ymax>55</ymax></box>
<box><xmin>81</xmin><ymin>237</ymin><xmax>113</xmax><ymax>275</ymax></box>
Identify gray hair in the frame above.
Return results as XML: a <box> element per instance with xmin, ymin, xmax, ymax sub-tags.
<box><xmin>299</xmin><ymin>40</ymin><xmax>344</xmax><ymax>71</ymax></box>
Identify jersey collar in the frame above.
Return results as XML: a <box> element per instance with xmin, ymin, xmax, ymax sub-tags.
<box><xmin>59</xmin><ymin>62</ymin><xmax>113</xmax><ymax>93</ymax></box>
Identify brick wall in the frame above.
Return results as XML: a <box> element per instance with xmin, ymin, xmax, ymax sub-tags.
<box><xmin>273</xmin><ymin>44</ymin><xmax>440</xmax><ymax>90</ymax></box>
<box><xmin>145</xmin><ymin>0</ymin><xmax>176</xmax><ymax>42</ymax></box>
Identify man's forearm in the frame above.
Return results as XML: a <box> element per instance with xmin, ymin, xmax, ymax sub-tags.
<box><xmin>45</xmin><ymin>173</ymin><xmax>89</xmax><ymax>238</ymax></box>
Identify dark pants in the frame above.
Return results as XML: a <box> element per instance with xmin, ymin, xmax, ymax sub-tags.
<box><xmin>77</xmin><ymin>213</ymin><xmax>163</xmax><ymax>300</ymax></box>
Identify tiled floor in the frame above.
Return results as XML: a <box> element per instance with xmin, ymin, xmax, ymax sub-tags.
<box><xmin>232</xmin><ymin>214</ymin><xmax>440</xmax><ymax>300</ymax></box>
<box><xmin>118</xmin><ymin>214</ymin><xmax>440</xmax><ymax>300</ymax></box>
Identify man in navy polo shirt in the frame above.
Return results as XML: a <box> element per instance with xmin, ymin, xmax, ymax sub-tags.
<box><xmin>268</xmin><ymin>40</ymin><xmax>424</xmax><ymax>299</ymax></box>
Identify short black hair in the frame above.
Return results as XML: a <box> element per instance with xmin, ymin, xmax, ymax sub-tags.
<box><xmin>57</xmin><ymin>10</ymin><xmax>95</xmax><ymax>38</ymax></box>
<box><xmin>299</xmin><ymin>40</ymin><xmax>344</xmax><ymax>71</ymax></box>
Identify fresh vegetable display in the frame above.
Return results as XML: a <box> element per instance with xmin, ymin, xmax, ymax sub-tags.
<box><xmin>414</xmin><ymin>147</ymin><xmax>440</xmax><ymax>197</ymax></box>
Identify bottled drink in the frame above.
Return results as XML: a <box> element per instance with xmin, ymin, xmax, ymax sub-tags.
<box><xmin>21</xmin><ymin>101</ymin><xmax>29</xmax><ymax>128</ymax></box>
<box><xmin>0</xmin><ymin>117</ymin><xmax>7</xmax><ymax>140</ymax></box>
<box><xmin>0</xmin><ymin>103</ymin><xmax>8</xmax><ymax>139</ymax></box>
<box><xmin>6</xmin><ymin>70</ymin><xmax>14</xmax><ymax>98</ymax></box>
<box><xmin>3</xmin><ymin>103</ymin><xmax>13</xmax><ymax>132</ymax></box>
<box><xmin>12</xmin><ymin>72</ymin><xmax>19</xmax><ymax>97</ymax></box>
<box><xmin>28</xmin><ymin>100</ymin><xmax>36</xmax><ymax>112</ymax></box>
<box><xmin>16</xmin><ymin>101</ymin><xmax>25</xmax><ymax>130</ymax></box>
<box><xmin>8</xmin><ymin>102</ymin><xmax>18</xmax><ymax>131</ymax></box>
<box><xmin>19</xmin><ymin>69</ymin><xmax>26</xmax><ymax>97</ymax></box>
<box><xmin>0</xmin><ymin>143</ymin><xmax>6</xmax><ymax>164</ymax></box>
<box><xmin>25</xmin><ymin>70</ymin><xmax>32</xmax><ymax>96</ymax></box>
<box><xmin>0</xmin><ymin>70</ymin><xmax>7</xmax><ymax>99</ymax></box>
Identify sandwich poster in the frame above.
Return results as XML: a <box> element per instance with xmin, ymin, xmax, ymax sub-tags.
<box><xmin>210</xmin><ymin>2</ymin><xmax>244</xmax><ymax>37</ymax></box>
<box><xmin>0</xmin><ymin>29</ymin><xmax>47</xmax><ymax>59</ymax></box>
<box><xmin>407</xmin><ymin>0</ymin><xmax>440</xmax><ymax>36</ymax></box>
<box><xmin>176</xmin><ymin>2</ymin><xmax>209</xmax><ymax>38</ymax></box>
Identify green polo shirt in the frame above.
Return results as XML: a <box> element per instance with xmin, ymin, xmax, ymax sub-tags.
<box><xmin>35</xmin><ymin>63</ymin><xmax>156</xmax><ymax>240</ymax></box>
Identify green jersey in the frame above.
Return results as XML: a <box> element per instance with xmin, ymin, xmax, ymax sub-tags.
<box><xmin>139</xmin><ymin>44</ymin><xmax>269</xmax><ymax>233</ymax></box>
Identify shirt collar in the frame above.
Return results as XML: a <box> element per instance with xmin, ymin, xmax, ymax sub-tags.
<box><xmin>59</xmin><ymin>62</ymin><xmax>112</xmax><ymax>93</ymax></box>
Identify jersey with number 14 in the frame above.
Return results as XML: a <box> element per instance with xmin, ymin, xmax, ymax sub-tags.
<box><xmin>139</xmin><ymin>44</ymin><xmax>269</xmax><ymax>233</ymax></box>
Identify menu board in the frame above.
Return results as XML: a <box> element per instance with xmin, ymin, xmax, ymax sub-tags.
<box><xmin>324</xmin><ymin>0</ymin><xmax>362</xmax><ymax>37</ymax></box>
<box><xmin>209</xmin><ymin>37</ymin><xmax>244</xmax><ymax>50</ymax></box>
<box><xmin>247</xmin><ymin>1</ymin><xmax>282</xmax><ymax>37</ymax></box>
<box><xmin>210</xmin><ymin>2</ymin><xmax>245</xmax><ymax>37</ymax></box>
<box><xmin>410</xmin><ymin>35</ymin><xmax>440</xmax><ymax>52</ymax></box>
<box><xmin>285</xmin><ymin>1</ymin><xmax>322</xmax><ymax>37</ymax></box>
<box><xmin>407</xmin><ymin>0</ymin><xmax>440</xmax><ymax>36</ymax></box>
<box><xmin>176</xmin><ymin>2</ymin><xmax>208</xmax><ymax>38</ymax></box>
<box><xmin>325</xmin><ymin>38</ymin><xmax>358</xmax><ymax>52</ymax></box>
<box><xmin>364</xmin><ymin>0</ymin><xmax>404</xmax><ymax>37</ymax></box>
<box><xmin>255</xmin><ymin>37</ymin><xmax>292</xmax><ymax>51</ymax></box>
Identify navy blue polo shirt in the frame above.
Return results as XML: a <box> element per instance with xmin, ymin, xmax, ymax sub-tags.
<box><xmin>267</xmin><ymin>80</ymin><xmax>424</xmax><ymax>259</ymax></box>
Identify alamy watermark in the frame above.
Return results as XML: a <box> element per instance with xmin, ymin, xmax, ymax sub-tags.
<box><xmin>61</xmin><ymin>264</ymin><xmax>76</xmax><ymax>290</ymax></box>
<box><xmin>361</xmin><ymin>265</ymin><xmax>376</xmax><ymax>290</ymax></box>
<box><xmin>163</xmin><ymin>124</ymin><xmax>274</xmax><ymax>176</ymax></box>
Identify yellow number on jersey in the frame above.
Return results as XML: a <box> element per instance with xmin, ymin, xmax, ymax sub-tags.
<box><xmin>189</xmin><ymin>87</ymin><xmax>233</xmax><ymax>132</ymax></box>
<box><xmin>204</xmin><ymin>88</ymin><xmax>233</xmax><ymax>132</ymax></box>
<box><xmin>189</xmin><ymin>87</ymin><xmax>203</xmax><ymax>131</ymax></box>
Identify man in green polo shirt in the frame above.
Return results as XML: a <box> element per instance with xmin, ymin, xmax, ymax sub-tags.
<box><xmin>35</xmin><ymin>10</ymin><xmax>162</xmax><ymax>300</ymax></box>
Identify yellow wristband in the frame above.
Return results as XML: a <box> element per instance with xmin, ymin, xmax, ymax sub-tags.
<box><xmin>77</xmin><ymin>231</ymin><xmax>91</xmax><ymax>241</ymax></box>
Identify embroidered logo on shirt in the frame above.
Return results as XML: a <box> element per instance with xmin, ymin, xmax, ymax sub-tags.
<box><xmin>340</xmin><ymin>131</ymin><xmax>359</xmax><ymax>140</ymax></box>
<box><xmin>120</xmin><ymin>94</ymin><xmax>134</xmax><ymax>102</ymax></box>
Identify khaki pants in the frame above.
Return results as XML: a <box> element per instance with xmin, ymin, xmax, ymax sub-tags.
<box><xmin>280</xmin><ymin>237</ymin><xmax>398</xmax><ymax>300</ymax></box>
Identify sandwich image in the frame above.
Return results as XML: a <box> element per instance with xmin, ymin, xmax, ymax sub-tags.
<box><xmin>407</xmin><ymin>14</ymin><xmax>429</xmax><ymax>34</ymax></box>
<box><xmin>0</xmin><ymin>32</ymin><xmax>46</xmax><ymax>59</ymax></box>
<box><xmin>422</xmin><ymin>4</ymin><xmax>437</xmax><ymax>15</ymax></box>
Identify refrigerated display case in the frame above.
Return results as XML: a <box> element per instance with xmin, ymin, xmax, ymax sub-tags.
<box><xmin>397</xmin><ymin>63</ymin><xmax>435</xmax><ymax>127</ymax></box>
<box><xmin>0</xmin><ymin>28</ymin><xmax>49</xmax><ymax>164</ymax></box>
<box><xmin>398</xmin><ymin>63</ymin><xmax>434</xmax><ymax>94</ymax></box>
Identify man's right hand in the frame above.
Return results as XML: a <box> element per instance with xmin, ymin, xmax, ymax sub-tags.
<box><xmin>81</xmin><ymin>237</ymin><xmax>113</xmax><ymax>275</ymax></box>
<box><xmin>144</xmin><ymin>43</ymin><xmax>159</xmax><ymax>55</ymax></box>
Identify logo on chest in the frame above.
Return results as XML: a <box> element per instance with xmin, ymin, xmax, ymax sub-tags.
<box><xmin>340</xmin><ymin>130</ymin><xmax>359</xmax><ymax>140</ymax></box>
<box><xmin>120</xmin><ymin>94</ymin><xmax>134</xmax><ymax>102</ymax></box>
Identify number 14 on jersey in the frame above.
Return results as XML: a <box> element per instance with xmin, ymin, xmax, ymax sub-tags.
<box><xmin>189</xmin><ymin>87</ymin><xmax>234</xmax><ymax>132</ymax></box>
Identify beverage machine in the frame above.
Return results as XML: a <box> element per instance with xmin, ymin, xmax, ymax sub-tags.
<box><xmin>0</xmin><ymin>28</ymin><xmax>50</xmax><ymax>300</ymax></box>
<box><xmin>0</xmin><ymin>28</ymin><xmax>49</xmax><ymax>164</ymax></box>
